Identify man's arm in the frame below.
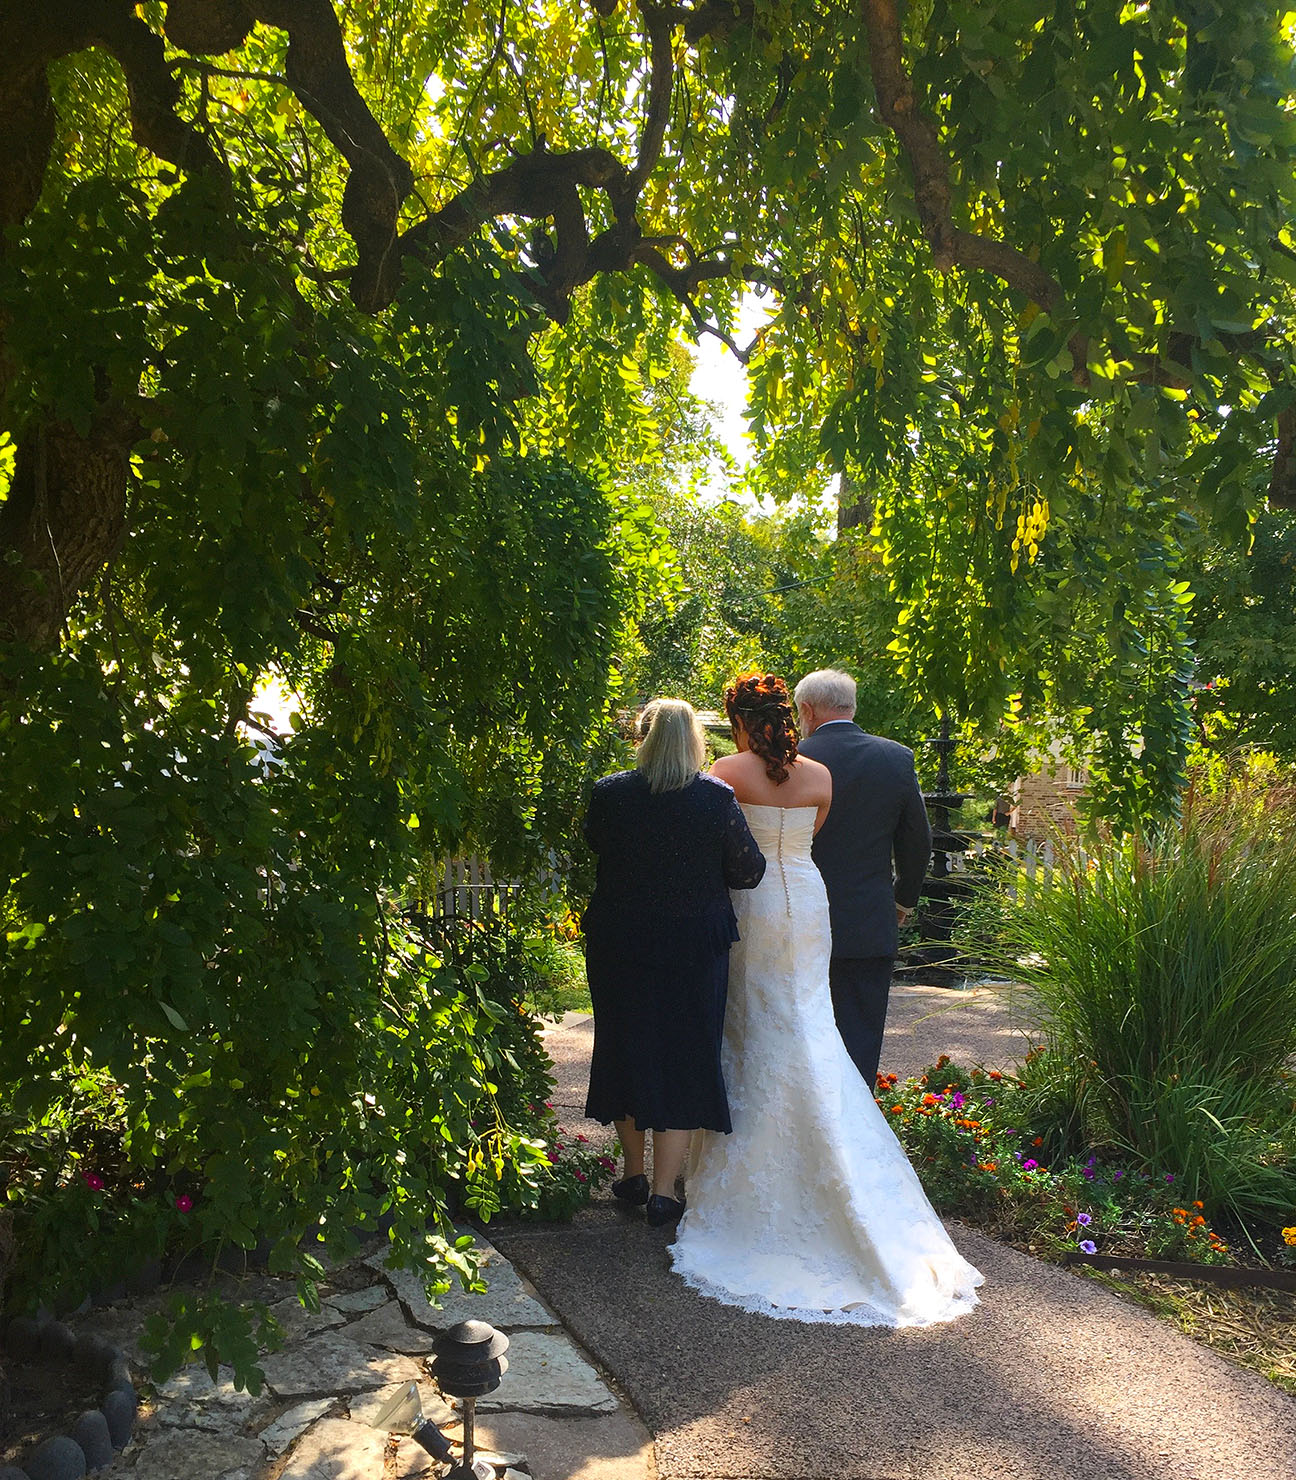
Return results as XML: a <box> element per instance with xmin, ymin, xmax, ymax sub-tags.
<box><xmin>892</xmin><ymin>754</ymin><xmax>932</xmax><ymax>915</ymax></box>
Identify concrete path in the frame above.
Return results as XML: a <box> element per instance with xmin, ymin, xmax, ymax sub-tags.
<box><xmin>484</xmin><ymin>986</ymin><xmax>1296</xmax><ymax>1480</ymax></box>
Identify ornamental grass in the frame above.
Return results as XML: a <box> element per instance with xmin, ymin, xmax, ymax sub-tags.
<box><xmin>958</xmin><ymin>781</ymin><xmax>1296</xmax><ymax>1223</ymax></box>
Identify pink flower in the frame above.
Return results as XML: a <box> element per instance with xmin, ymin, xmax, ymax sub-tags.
<box><xmin>174</xmin><ymin>1194</ymin><xmax>193</xmax><ymax>1213</ymax></box>
<box><xmin>81</xmin><ymin>1171</ymin><xmax>105</xmax><ymax>1192</ymax></box>
<box><xmin>547</xmin><ymin>1151</ymin><xmax>558</xmax><ymax>1163</ymax></box>
<box><xmin>576</xmin><ymin>1134</ymin><xmax>588</xmax><ymax>1143</ymax></box>
<box><xmin>574</xmin><ymin>1171</ymin><xmax>587</xmax><ymax>1182</ymax></box>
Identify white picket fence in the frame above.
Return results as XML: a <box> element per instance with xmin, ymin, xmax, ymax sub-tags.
<box><xmin>426</xmin><ymin>855</ymin><xmax>565</xmax><ymax>923</ymax></box>
<box><xmin>951</xmin><ymin>835</ymin><xmax>1061</xmax><ymax>882</ymax></box>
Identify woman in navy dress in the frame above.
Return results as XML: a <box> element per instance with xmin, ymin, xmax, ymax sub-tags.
<box><xmin>582</xmin><ymin>699</ymin><xmax>766</xmax><ymax>1225</ymax></box>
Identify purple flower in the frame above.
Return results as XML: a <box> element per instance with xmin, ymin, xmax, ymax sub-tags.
<box><xmin>81</xmin><ymin>1171</ymin><xmax>105</xmax><ymax>1192</ymax></box>
<box><xmin>1113</xmin><ymin>1170</ymin><xmax>1124</xmax><ymax>1181</ymax></box>
<box><xmin>1086</xmin><ymin>1156</ymin><xmax>1096</xmax><ymax>1167</ymax></box>
<box><xmin>1076</xmin><ymin>1212</ymin><xmax>1092</xmax><ymax>1227</ymax></box>
<box><xmin>174</xmin><ymin>1194</ymin><xmax>193</xmax><ymax>1213</ymax></box>
<box><xmin>951</xmin><ymin>1092</ymin><xmax>965</xmax><ymax>1110</ymax></box>
<box><xmin>1013</xmin><ymin>1151</ymin><xmax>1023</xmax><ymax>1160</ymax></box>
<box><xmin>984</xmin><ymin>1097</ymin><xmax>996</xmax><ymax>1106</ymax></box>
<box><xmin>1082</xmin><ymin>1168</ymin><xmax>1095</xmax><ymax>1181</ymax></box>
<box><xmin>1023</xmin><ymin>1159</ymin><xmax>1038</xmax><ymax>1172</ymax></box>
<box><xmin>1164</xmin><ymin>1173</ymin><xmax>1175</xmax><ymax>1183</ymax></box>
<box><xmin>1005</xmin><ymin>1128</ymin><xmax>1018</xmax><ymax>1136</ymax></box>
<box><xmin>1079</xmin><ymin>1239</ymin><xmax>1097</xmax><ymax>1254</ymax></box>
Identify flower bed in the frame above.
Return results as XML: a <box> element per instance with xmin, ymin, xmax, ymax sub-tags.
<box><xmin>882</xmin><ymin>1055</ymin><xmax>1296</xmax><ymax>1389</ymax></box>
<box><xmin>881</xmin><ymin>1055</ymin><xmax>1296</xmax><ymax>1271</ymax></box>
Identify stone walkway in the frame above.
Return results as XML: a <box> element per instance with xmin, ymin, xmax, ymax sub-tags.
<box><xmin>65</xmin><ymin>1229</ymin><xmax>651</xmax><ymax>1480</ymax></box>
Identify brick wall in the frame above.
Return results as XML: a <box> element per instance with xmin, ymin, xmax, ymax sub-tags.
<box><xmin>1012</xmin><ymin>763</ymin><xmax>1087</xmax><ymax>842</ymax></box>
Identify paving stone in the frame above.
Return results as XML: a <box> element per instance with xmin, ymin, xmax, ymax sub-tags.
<box><xmin>370</xmin><ymin>1240</ymin><xmax>552</xmax><ymax>1331</ymax></box>
<box><xmin>348</xmin><ymin>1380</ymin><xmax>455</xmax><ymax>1431</ymax></box>
<box><xmin>275</xmin><ymin>1416</ymin><xmax>389</xmax><ymax>1480</ymax></box>
<box><xmin>266</xmin><ymin>1294</ymin><xmax>351</xmax><ymax>1343</ymax></box>
<box><xmin>128</xmin><ymin>1430</ymin><xmax>265</xmax><ymax>1480</ymax></box>
<box><xmin>340</xmin><ymin>1302</ymin><xmax>435</xmax><ymax>1354</ymax></box>
<box><xmin>260</xmin><ymin>1333</ymin><xmax>423</xmax><ymax>1400</ymax></box>
<box><xmin>476</xmin><ymin>1412</ymin><xmax>653</xmax><ymax>1480</ymax></box>
<box><xmin>258</xmin><ymin>1398</ymin><xmax>337</xmax><ymax>1455</ymax></box>
<box><xmin>475</xmin><ymin>1332</ymin><xmax>617</xmax><ymax>1415</ymax></box>
<box><xmin>324</xmin><ymin>1285</ymin><xmax>389</xmax><ymax>1315</ymax></box>
<box><xmin>153</xmin><ymin>1364</ymin><xmax>271</xmax><ymax>1432</ymax></box>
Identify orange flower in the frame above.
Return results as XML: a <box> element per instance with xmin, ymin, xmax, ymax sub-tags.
<box><xmin>1191</xmin><ymin>1215</ymin><xmax>1206</xmax><ymax>1227</ymax></box>
<box><xmin>988</xmin><ymin>1070</ymin><xmax>1002</xmax><ymax>1081</ymax></box>
<box><xmin>1032</xmin><ymin>1137</ymin><xmax>1044</xmax><ymax>1147</ymax></box>
<box><xmin>922</xmin><ymin>1093</ymin><xmax>939</xmax><ymax>1107</ymax></box>
<box><xmin>891</xmin><ymin>1105</ymin><xmax>903</xmax><ymax>1115</ymax></box>
<box><xmin>1192</xmin><ymin>1200</ymin><xmax>1204</xmax><ymax>1209</ymax></box>
<box><xmin>936</xmin><ymin>1054</ymin><xmax>951</xmax><ymax>1068</ymax></box>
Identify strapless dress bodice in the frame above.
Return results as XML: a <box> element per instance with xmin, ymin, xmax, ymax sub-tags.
<box><xmin>738</xmin><ymin>802</ymin><xmax>817</xmax><ymax>863</ymax></box>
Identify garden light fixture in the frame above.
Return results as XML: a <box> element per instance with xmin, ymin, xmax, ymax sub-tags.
<box><xmin>369</xmin><ymin>1380</ymin><xmax>456</xmax><ymax>1466</ymax></box>
<box><xmin>430</xmin><ymin>1320</ymin><xmax>511</xmax><ymax>1480</ymax></box>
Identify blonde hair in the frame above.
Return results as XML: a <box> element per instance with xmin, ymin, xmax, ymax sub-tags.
<box><xmin>636</xmin><ymin>698</ymin><xmax>706</xmax><ymax>794</ymax></box>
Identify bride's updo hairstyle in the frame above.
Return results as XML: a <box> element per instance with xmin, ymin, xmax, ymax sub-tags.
<box><xmin>724</xmin><ymin>672</ymin><xmax>799</xmax><ymax>784</ymax></box>
<box><xmin>635</xmin><ymin>698</ymin><xmax>708</xmax><ymax>794</ymax></box>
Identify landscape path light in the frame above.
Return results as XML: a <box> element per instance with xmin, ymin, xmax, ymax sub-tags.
<box><xmin>369</xmin><ymin>1380</ymin><xmax>456</xmax><ymax>1466</ymax></box>
<box><xmin>430</xmin><ymin>1319</ymin><xmax>510</xmax><ymax>1480</ymax></box>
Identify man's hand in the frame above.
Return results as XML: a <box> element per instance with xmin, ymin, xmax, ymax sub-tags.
<box><xmin>896</xmin><ymin>903</ymin><xmax>913</xmax><ymax>927</ymax></box>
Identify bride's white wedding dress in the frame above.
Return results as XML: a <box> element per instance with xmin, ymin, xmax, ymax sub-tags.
<box><xmin>669</xmin><ymin>802</ymin><xmax>984</xmax><ymax>1326</ymax></box>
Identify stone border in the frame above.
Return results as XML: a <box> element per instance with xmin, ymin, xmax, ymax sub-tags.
<box><xmin>1</xmin><ymin>1317</ymin><xmax>139</xmax><ymax>1479</ymax></box>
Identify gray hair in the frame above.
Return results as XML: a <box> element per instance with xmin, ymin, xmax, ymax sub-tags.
<box><xmin>636</xmin><ymin>698</ymin><xmax>707</xmax><ymax>793</ymax></box>
<box><xmin>793</xmin><ymin>668</ymin><xmax>857</xmax><ymax>717</ymax></box>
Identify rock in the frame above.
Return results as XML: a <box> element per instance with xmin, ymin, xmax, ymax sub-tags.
<box><xmin>370</xmin><ymin>1239</ymin><xmax>551</xmax><ymax>1331</ymax></box>
<box><xmin>0</xmin><ymin>1466</ymin><xmax>33</xmax><ymax>1480</ymax></box>
<box><xmin>4</xmin><ymin>1315</ymin><xmax>44</xmax><ymax>1360</ymax></box>
<box><xmin>265</xmin><ymin>1294</ymin><xmax>349</xmax><ymax>1344</ymax></box>
<box><xmin>474</xmin><ymin>1332</ymin><xmax>617</xmax><ymax>1415</ymax></box>
<box><xmin>341</xmin><ymin>1303</ymin><xmax>435</xmax><ymax>1355</ymax></box>
<box><xmin>23</xmin><ymin>1436</ymin><xmax>87</xmax><ymax>1480</ymax></box>
<box><xmin>73</xmin><ymin>1333</ymin><xmax>116</xmax><ymax>1378</ymax></box>
<box><xmin>259</xmin><ymin>1332</ymin><xmax>422</xmax><ymax>1400</ymax></box>
<box><xmin>128</xmin><ymin>1430</ymin><xmax>264</xmax><ymax>1480</ymax></box>
<box><xmin>70</xmin><ymin>1410</ymin><xmax>114</xmax><ymax>1471</ymax></box>
<box><xmin>153</xmin><ymin>1365</ymin><xmax>270</xmax><ymax>1433</ymax></box>
<box><xmin>276</xmin><ymin>1416</ymin><xmax>388</xmax><ymax>1480</ymax></box>
<box><xmin>102</xmin><ymin>1387</ymin><xmax>138</xmax><ymax>1448</ymax></box>
<box><xmin>257</xmin><ymin>1398</ymin><xmax>336</xmax><ymax>1455</ymax></box>
<box><xmin>325</xmin><ymin>1286</ymin><xmax>389</xmax><ymax>1315</ymax></box>
<box><xmin>349</xmin><ymin>1381</ymin><xmax>455</xmax><ymax>1430</ymax></box>
<box><xmin>39</xmin><ymin>1321</ymin><xmax>76</xmax><ymax>1363</ymax></box>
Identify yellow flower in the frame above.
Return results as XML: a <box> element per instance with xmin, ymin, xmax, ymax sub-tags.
<box><xmin>1282</xmin><ymin>1226</ymin><xmax>1296</xmax><ymax>1247</ymax></box>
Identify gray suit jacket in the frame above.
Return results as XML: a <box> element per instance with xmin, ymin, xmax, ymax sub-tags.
<box><xmin>798</xmin><ymin>722</ymin><xmax>932</xmax><ymax>958</ymax></box>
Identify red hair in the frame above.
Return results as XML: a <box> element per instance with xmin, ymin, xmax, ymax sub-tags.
<box><xmin>724</xmin><ymin>672</ymin><xmax>799</xmax><ymax>784</ymax></box>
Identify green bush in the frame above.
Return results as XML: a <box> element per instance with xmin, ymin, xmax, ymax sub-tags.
<box><xmin>959</xmin><ymin>783</ymin><xmax>1296</xmax><ymax>1222</ymax></box>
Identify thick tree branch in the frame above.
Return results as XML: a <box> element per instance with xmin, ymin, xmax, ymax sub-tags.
<box><xmin>861</xmin><ymin>0</ymin><xmax>1089</xmax><ymax>379</ymax></box>
<box><xmin>1269</xmin><ymin>405</ymin><xmax>1296</xmax><ymax>510</ymax></box>
<box><xmin>246</xmin><ymin>0</ymin><xmax>415</xmax><ymax>309</ymax></box>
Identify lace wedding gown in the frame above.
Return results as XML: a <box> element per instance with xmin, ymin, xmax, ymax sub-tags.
<box><xmin>669</xmin><ymin>803</ymin><xmax>984</xmax><ymax>1326</ymax></box>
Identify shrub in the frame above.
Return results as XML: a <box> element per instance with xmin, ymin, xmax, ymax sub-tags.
<box><xmin>959</xmin><ymin>784</ymin><xmax>1296</xmax><ymax>1221</ymax></box>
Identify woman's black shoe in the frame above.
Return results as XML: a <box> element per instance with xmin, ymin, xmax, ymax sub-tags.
<box><xmin>611</xmin><ymin>1173</ymin><xmax>649</xmax><ymax>1207</ymax></box>
<box><xmin>645</xmin><ymin>1193</ymin><xmax>686</xmax><ymax>1227</ymax></box>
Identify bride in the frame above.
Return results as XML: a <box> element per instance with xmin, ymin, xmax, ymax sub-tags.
<box><xmin>669</xmin><ymin>672</ymin><xmax>984</xmax><ymax>1327</ymax></box>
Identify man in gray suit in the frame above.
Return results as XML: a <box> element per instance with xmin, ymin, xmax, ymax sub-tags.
<box><xmin>795</xmin><ymin>669</ymin><xmax>932</xmax><ymax>1088</ymax></box>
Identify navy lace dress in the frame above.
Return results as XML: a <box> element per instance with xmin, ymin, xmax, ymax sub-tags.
<box><xmin>581</xmin><ymin>770</ymin><xmax>766</xmax><ymax>1133</ymax></box>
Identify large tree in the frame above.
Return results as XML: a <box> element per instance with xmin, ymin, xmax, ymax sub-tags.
<box><xmin>4</xmin><ymin>0</ymin><xmax>1296</xmax><ymax>1370</ymax></box>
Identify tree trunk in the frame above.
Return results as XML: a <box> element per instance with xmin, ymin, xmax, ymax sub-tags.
<box><xmin>0</xmin><ymin>414</ymin><xmax>134</xmax><ymax>649</ymax></box>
